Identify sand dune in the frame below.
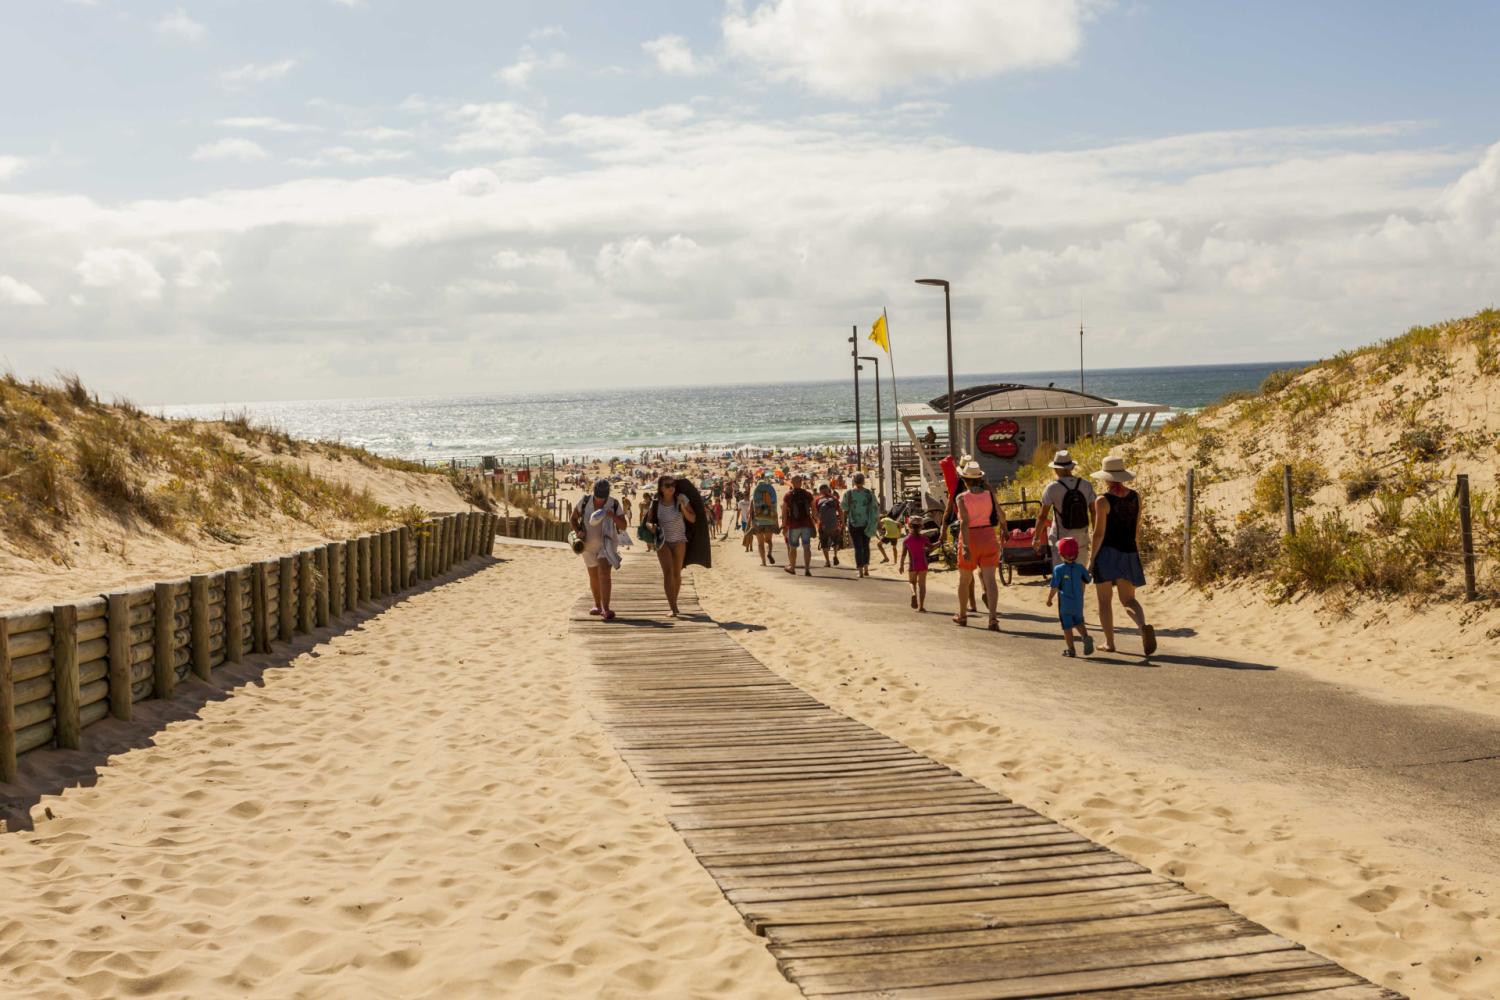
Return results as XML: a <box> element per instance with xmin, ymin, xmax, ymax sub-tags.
<box><xmin>0</xmin><ymin>547</ymin><xmax>796</xmax><ymax>999</ymax></box>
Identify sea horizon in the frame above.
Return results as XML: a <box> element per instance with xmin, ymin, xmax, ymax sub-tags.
<box><xmin>161</xmin><ymin>360</ymin><xmax>1305</xmax><ymax>461</ymax></box>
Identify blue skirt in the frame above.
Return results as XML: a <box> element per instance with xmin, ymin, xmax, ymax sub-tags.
<box><xmin>1094</xmin><ymin>545</ymin><xmax>1146</xmax><ymax>586</ymax></box>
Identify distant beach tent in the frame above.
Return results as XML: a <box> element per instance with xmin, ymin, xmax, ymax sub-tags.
<box><xmin>892</xmin><ymin>383</ymin><xmax>1168</xmax><ymax>506</ymax></box>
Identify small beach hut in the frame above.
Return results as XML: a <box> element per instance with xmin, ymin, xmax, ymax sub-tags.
<box><xmin>891</xmin><ymin>384</ymin><xmax>1169</xmax><ymax>505</ymax></box>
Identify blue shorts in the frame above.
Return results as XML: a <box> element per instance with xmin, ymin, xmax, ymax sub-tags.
<box><xmin>787</xmin><ymin>527</ymin><xmax>813</xmax><ymax>549</ymax></box>
<box><xmin>1059</xmin><ymin>609</ymin><xmax>1085</xmax><ymax>630</ymax></box>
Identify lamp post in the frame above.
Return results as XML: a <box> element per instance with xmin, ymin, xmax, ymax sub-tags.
<box><xmin>915</xmin><ymin>278</ymin><xmax>956</xmax><ymax>459</ymax></box>
<box><xmin>858</xmin><ymin>355</ymin><xmax>885</xmax><ymax>505</ymax></box>
<box><xmin>848</xmin><ymin>325</ymin><xmax>862</xmax><ymax>471</ymax></box>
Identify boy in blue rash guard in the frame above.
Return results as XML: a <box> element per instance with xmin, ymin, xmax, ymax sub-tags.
<box><xmin>1047</xmin><ymin>536</ymin><xmax>1095</xmax><ymax>657</ymax></box>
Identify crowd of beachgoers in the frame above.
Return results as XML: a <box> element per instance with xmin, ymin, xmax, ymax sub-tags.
<box><xmin>557</xmin><ymin>444</ymin><xmax>1155</xmax><ymax>660</ymax></box>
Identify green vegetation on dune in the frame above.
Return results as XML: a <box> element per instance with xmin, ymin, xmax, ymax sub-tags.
<box><xmin>996</xmin><ymin>310</ymin><xmax>1500</xmax><ymax>605</ymax></box>
<box><xmin>0</xmin><ymin>374</ymin><xmax>424</xmax><ymax>555</ymax></box>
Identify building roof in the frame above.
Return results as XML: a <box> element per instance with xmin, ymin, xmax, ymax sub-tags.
<box><xmin>928</xmin><ymin>383</ymin><xmax>1118</xmax><ymax>414</ymax></box>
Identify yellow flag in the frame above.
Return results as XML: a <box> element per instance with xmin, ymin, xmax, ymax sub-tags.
<box><xmin>868</xmin><ymin>313</ymin><xmax>889</xmax><ymax>353</ymax></box>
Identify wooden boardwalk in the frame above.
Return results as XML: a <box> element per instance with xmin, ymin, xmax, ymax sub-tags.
<box><xmin>572</xmin><ymin>561</ymin><xmax>1401</xmax><ymax>999</ymax></box>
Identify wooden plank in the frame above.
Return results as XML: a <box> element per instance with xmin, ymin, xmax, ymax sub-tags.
<box><xmin>251</xmin><ymin>561</ymin><xmax>270</xmax><ymax>654</ymax></box>
<box><xmin>298</xmin><ymin>550</ymin><xmax>315</xmax><ymax>633</ymax></box>
<box><xmin>278</xmin><ymin>555</ymin><xmax>296</xmax><ymax>641</ymax></box>
<box><xmin>224</xmin><ymin>569</ymin><xmax>244</xmax><ymax>664</ymax></box>
<box><xmin>51</xmin><ymin>603</ymin><xmax>82</xmax><ymax>749</ymax></box>
<box><xmin>315</xmin><ymin>545</ymin><xmax>330</xmax><ymax>627</ymax></box>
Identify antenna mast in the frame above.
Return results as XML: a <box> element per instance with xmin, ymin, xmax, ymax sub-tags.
<box><xmin>1078</xmin><ymin>301</ymin><xmax>1085</xmax><ymax>393</ymax></box>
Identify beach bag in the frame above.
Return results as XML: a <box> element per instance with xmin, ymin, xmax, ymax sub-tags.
<box><xmin>1058</xmin><ymin>477</ymin><xmax>1090</xmax><ymax>531</ymax></box>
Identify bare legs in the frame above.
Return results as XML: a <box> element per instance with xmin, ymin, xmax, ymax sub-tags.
<box><xmin>756</xmin><ymin>530</ymin><xmax>776</xmax><ymax>565</ymax></box>
<box><xmin>586</xmin><ymin>562</ymin><xmax>612</xmax><ymax>614</ymax></box>
<box><xmin>954</xmin><ymin>568</ymin><xmax>973</xmax><ymax>624</ymax></box>
<box><xmin>908</xmin><ymin>571</ymin><xmax>926</xmax><ymax>611</ymax></box>
<box><xmin>979</xmin><ymin>564</ymin><xmax>998</xmax><ymax>628</ymax></box>
<box><xmin>658</xmin><ymin>541</ymin><xmax>687</xmax><ymax>615</ymax></box>
<box><xmin>1095</xmin><ymin>579</ymin><xmax>1146</xmax><ymax>651</ymax></box>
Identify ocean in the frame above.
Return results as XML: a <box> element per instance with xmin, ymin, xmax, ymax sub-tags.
<box><xmin>162</xmin><ymin>362</ymin><xmax>1300</xmax><ymax>461</ymax></box>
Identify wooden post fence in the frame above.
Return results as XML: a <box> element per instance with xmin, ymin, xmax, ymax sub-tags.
<box><xmin>0</xmin><ymin>625</ymin><xmax>13</xmax><ymax>782</ymax></box>
<box><xmin>298</xmin><ymin>551</ymin><xmax>314</xmax><ymax>633</ymax></box>
<box><xmin>190</xmin><ymin>574</ymin><xmax>211</xmax><ymax>681</ymax></box>
<box><xmin>105</xmin><ymin>592</ymin><xmax>133</xmax><ymax>721</ymax></box>
<box><xmin>278</xmin><ymin>556</ymin><xmax>296</xmax><ymax>642</ymax></box>
<box><xmin>251</xmin><ymin>562</ymin><xmax>270</xmax><ymax>654</ymax></box>
<box><xmin>225</xmin><ymin>570</ymin><xmax>244</xmax><ymax>665</ymax></box>
<box><xmin>1282</xmin><ymin>464</ymin><xmax>1296</xmax><ymax>537</ymax></box>
<box><xmin>1458</xmin><ymin>474</ymin><xmax>1477</xmax><ymax>602</ymax></box>
<box><xmin>52</xmin><ymin>603</ymin><xmax>81</xmax><ymax>750</ymax></box>
<box><xmin>154</xmin><ymin>582</ymin><xmax>177</xmax><ymax>699</ymax></box>
<box><xmin>345</xmin><ymin>539</ymin><xmax>359</xmax><ymax>611</ymax></box>
<box><xmin>314</xmin><ymin>548</ymin><xmax>330</xmax><ymax>628</ymax></box>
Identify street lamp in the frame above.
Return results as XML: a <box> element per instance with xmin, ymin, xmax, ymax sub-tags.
<box><xmin>915</xmin><ymin>278</ymin><xmax>956</xmax><ymax>459</ymax></box>
<box><xmin>858</xmin><ymin>355</ymin><xmax>885</xmax><ymax>505</ymax></box>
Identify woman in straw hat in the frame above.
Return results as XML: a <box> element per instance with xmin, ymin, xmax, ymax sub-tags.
<box><xmin>1088</xmin><ymin>455</ymin><xmax>1156</xmax><ymax>656</ymax></box>
<box><xmin>953</xmin><ymin>455</ymin><xmax>1002</xmax><ymax>631</ymax></box>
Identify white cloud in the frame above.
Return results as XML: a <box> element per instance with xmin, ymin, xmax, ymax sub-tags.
<box><xmin>191</xmin><ymin>137</ymin><xmax>270</xmax><ymax>162</ymax></box>
<box><xmin>723</xmin><ymin>0</ymin><xmax>1089</xmax><ymax>100</ymax></box>
<box><xmin>443</xmin><ymin>103</ymin><xmax>545</xmax><ymax>153</ymax></box>
<box><xmin>496</xmin><ymin>46</ymin><xmax>570</xmax><ymax>88</ymax></box>
<box><xmin>221</xmin><ymin>59</ymin><xmax>298</xmax><ymax>88</ymax></box>
<box><xmin>0</xmin><ymin>155</ymin><xmax>25</xmax><ymax>182</ymax></box>
<box><xmin>218</xmin><ymin>116</ymin><xmax>319</xmax><ymax>133</ymax></box>
<box><xmin>0</xmin><ymin>275</ymin><xmax>46</xmax><ymax>306</ymax></box>
<box><xmin>345</xmin><ymin>126</ymin><xmax>412</xmax><ymax>142</ymax></box>
<box><xmin>76</xmin><ymin>249</ymin><xmax>165</xmax><ymax>301</ymax></box>
<box><xmin>529</xmin><ymin>25</ymin><xmax>566</xmax><ymax>41</ymax></box>
<box><xmin>643</xmin><ymin>34</ymin><xmax>710</xmax><ymax>76</ymax></box>
<box><xmin>289</xmin><ymin>146</ymin><xmax>413</xmax><ymax>168</ymax></box>
<box><xmin>155</xmin><ymin>8</ymin><xmax>207</xmax><ymax>43</ymax></box>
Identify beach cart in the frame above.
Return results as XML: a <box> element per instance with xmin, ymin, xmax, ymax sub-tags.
<box><xmin>998</xmin><ymin>499</ymin><xmax>1049</xmax><ymax>585</ymax></box>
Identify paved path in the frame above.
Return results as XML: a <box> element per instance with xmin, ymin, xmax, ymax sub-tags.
<box><xmin>728</xmin><ymin>556</ymin><xmax>1500</xmax><ymax>869</ymax></box>
<box><xmin>574</xmin><ymin>560</ymin><xmax>1400</xmax><ymax>999</ymax></box>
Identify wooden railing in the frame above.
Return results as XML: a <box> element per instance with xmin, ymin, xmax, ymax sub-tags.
<box><xmin>0</xmin><ymin>511</ymin><xmax>499</xmax><ymax>781</ymax></box>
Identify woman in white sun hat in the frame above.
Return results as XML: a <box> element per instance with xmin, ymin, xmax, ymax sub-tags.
<box><xmin>1088</xmin><ymin>455</ymin><xmax>1156</xmax><ymax>656</ymax></box>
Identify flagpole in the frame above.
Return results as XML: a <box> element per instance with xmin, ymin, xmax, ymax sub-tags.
<box><xmin>883</xmin><ymin>307</ymin><xmax>899</xmax><ymax>455</ymax></box>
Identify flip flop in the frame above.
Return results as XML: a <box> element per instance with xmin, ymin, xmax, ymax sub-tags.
<box><xmin>952</xmin><ymin>615</ymin><xmax>967</xmax><ymax>626</ymax></box>
<box><xmin>602</xmin><ymin>609</ymin><xmax>616</xmax><ymax>622</ymax></box>
<box><xmin>589</xmin><ymin>607</ymin><xmax>602</xmax><ymax>616</ymax></box>
<box><xmin>987</xmin><ymin>618</ymin><xmax>1000</xmax><ymax>632</ymax></box>
<box><xmin>910</xmin><ymin>595</ymin><xmax>918</xmax><ymax>609</ymax></box>
<box><xmin>784</xmin><ymin>566</ymin><xmax>796</xmax><ymax>575</ymax></box>
<box><xmin>804</xmin><ymin>569</ymin><xmax>812</xmax><ymax>577</ymax></box>
<box><xmin>1141</xmin><ymin>625</ymin><xmax>1157</xmax><ymax>656</ymax></box>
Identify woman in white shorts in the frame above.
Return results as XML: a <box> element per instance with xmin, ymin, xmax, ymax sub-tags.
<box><xmin>572</xmin><ymin>479</ymin><xmax>628</xmax><ymax>621</ymax></box>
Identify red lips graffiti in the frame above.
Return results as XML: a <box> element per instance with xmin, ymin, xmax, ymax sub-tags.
<box><xmin>977</xmin><ymin>418</ymin><xmax>1021</xmax><ymax>459</ymax></box>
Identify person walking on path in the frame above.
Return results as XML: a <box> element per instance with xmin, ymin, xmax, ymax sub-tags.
<box><xmin>750</xmin><ymin>478</ymin><xmax>779</xmax><ymax>565</ymax></box>
<box><xmin>648</xmin><ymin>475</ymin><xmax>698</xmax><ymax>617</ymax></box>
<box><xmin>815</xmin><ymin>483</ymin><xmax>844</xmax><ymax>568</ymax></box>
<box><xmin>1047</xmin><ymin>536</ymin><xmax>1095</xmax><ymax>657</ymax></box>
<box><xmin>877</xmin><ymin>509</ymin><xmax>901</xmax><ymax>563</ymax></box>
<box><xmin>841</xmin><ymin>472</ymin><xmax>879</xmax><ymax>577</ymax></box>
<box><xmin>782</xmin><ymin>474</ymin><xmax>817</xmax><ymax>576</ymax></box>
<box><xmin>571</xmin><ymin>479</ymin><xmax>628</xmax><ymax>621</ymax></box>
<box><xmin>1033</xmin><ymin>449</ymin><xmax>1096</xmax><ymax>568</ymax></box>
<box><xmin>899</xmin><ymin>516</ymin><xmax>933</xmax><ymax>612</ymax></box>
<box><xmin>953</xmin><ymin>457</ymin><xmax>1002</xmax><ymax>631</ymax></box>
<box><xmin>1088</xmin><ymin>455</ymin><xmax>1156</xmax><ymax>655</ymax></box>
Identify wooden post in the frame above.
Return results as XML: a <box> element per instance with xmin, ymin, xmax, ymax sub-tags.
<box><xmin>154</xmin><ymin>582</ymin><xmax>177</xmax><ymax>699</ymax></box>
<box><xmin>383</xmin><ymin>529</ymin><xmax>395</xmax><ymax>593</ymax></box>
<box><xmin>252</xmin><ymin>562</ymin><xmax>270</xmax><ymax>654</ymax></box>
<box><xmin>416</xmin><ymin>528</ymin><xmax>428</xmax><ymax>582</ymax></box>
<box><xmin>298</xmin><ymin>550</ymin><xmax>314</xmax><ymax>633</ymax></box>
<box><xmin>1183</xmin><ymin>468</ymin><xmax>1195</xmax><ymax>579</ymax></box>
<box><xmin>278</xmin><ymin>556</ymin><xmax>295</xmax><ymax>642</ymax></box>
<box><xmin>0</xmin><ymin>624</ymin><xmax>14</xmax><ymax>782</ymax></box>
<box><xmin>314</xmin><ymin>547</ymin><xmax>330</xmax><ymax>626</ymax></box>
<box><xmin>455</xmin><ymin>512</ymin><xmax>467</xmax><ymax>561</ymax></box>
<box><xmin>52</xmin><ymin>603</ymin><xmax>82</xmax><ymax>750</ymax></box>
<box><xmin>105</xmin><ymin>593</ymin><xmax>133</xmax><ymax>721</ymax></box>
<box><xmin>190</xmin><ymin>574</ymin><xmax>212</xmax><ymax>680</ymax></box>
<box><xmin>448</xmin><ymin>514</ymin><xmax>459</xmax><ymax>566</ymax></box>
<box><xmin>399</xmin><ymin>526</ymin><xmax>411</xmax><ymax>590</ymax></box>
<box><xmin>345</xmin><ymin>538</ymin><xmax>359</xmax><ymax>610</ymax></box>
<box><xmin>360</xmin><ymin>536</ymin><xmax>373</xmax><ymax>602</ymax></box>
<box><xmin>327</xmin><ymin>543</ymin><xmax>343</xmax><ymax>619</ymax></box>
<box><xmin>1458</xmin><ymin>474</ymin><xmax>1477</xmax><ymax>602</ymax></box>
<box><xmin>1282</xmin><ymin>464</ymin><xmax>1296</xmax><ymax>537</ymax></box>
<box><xmin>225</xmin><ymin>570</ymin><xmax>244</xmax><ymax>664</ymax></box>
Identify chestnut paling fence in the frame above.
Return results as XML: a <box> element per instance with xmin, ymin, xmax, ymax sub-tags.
<box><xmin>494</xmin><ymin>514</ymin><xmax>569</xmax><ymax>543</ymax></box>
<box><xmin>0</xmin><ymin>511</ymin><xmax>499</xmax><ymax>782</ymax></box>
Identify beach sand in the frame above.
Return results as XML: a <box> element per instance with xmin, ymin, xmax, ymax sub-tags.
<box><xmin>0</xmin><ymin>546</ymin><xmax>796</xmax><ymax>1000</ymax></box>
<box><xmin>693</xmin><ymin>541</ymin><xmax>1500</xmax><ymax>1000</ymax></box>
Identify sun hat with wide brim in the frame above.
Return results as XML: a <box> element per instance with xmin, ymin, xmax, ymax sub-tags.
<box><xmin>958</xmin><ymin>456</ymin><xmax>985</xmax><ymax>479</ymax></box>
<box><xmin>1048</xmin><ymin>449</ymin><xmax>1076</xmax><ymax>469</ymax></box>
<box><xmin>1090</xmin><ymin>455</ymin><xmax>1136</xmax><ymax>482</ymax></box>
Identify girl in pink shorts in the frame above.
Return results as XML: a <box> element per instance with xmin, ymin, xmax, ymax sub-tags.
<box><xmin>898</xmin><ymin>517</ymin><xmax>933</xmax><ymax>612</ymax></box>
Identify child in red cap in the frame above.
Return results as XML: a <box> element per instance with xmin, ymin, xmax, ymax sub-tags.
<box><xmin>1047</xmin><ymin>535</ymin><xmax>1095</xmax><ymax>657</ymax></box>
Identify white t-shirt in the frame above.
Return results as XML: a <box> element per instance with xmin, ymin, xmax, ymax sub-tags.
<box><xmin>1039</xmin><ymin>476</ymin><xmax>1096</xmax><ymax>542</ymax></box>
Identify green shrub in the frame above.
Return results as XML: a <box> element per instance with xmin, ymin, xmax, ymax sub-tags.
<box><xmin>1343</xmin><ymin>464</ymin><xmax>1381</xmax><ymax>502</ymax></box>
<box><xmin>1397</xmin><ymin>426</ymin><xmax>1444</xmax><ymax>461</ymax></box>
<box><xmin>1252</xmin><ymin>459</ymin><xmax>1326</xmax><ymax>515</ymax></box>
<box><xmin>1259</xmin><ymin>368</ymin><xmax>1300</xmax><ymax>395</ymax></box>
<box><xmin>1275</xmin><ymin>512</ymin><xmax>1361</xmax><ymax>596</ymax></box>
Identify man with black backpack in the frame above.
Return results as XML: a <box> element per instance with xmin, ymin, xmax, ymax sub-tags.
<box><xmin>1034</xmin><ymin>450</ymin><xmax>1096</xmax><ymax>568</ymax></box>
<box><xmin>781</xmin><ymin>474</ymin><xmax>817</xmax><ymax>576</ymax></box>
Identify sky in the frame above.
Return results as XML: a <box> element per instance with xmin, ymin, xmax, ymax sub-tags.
<box><xmin>1</xmin><ymin>0</ymin><xmax>1497</xmax><ymax>405</ymax></box>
